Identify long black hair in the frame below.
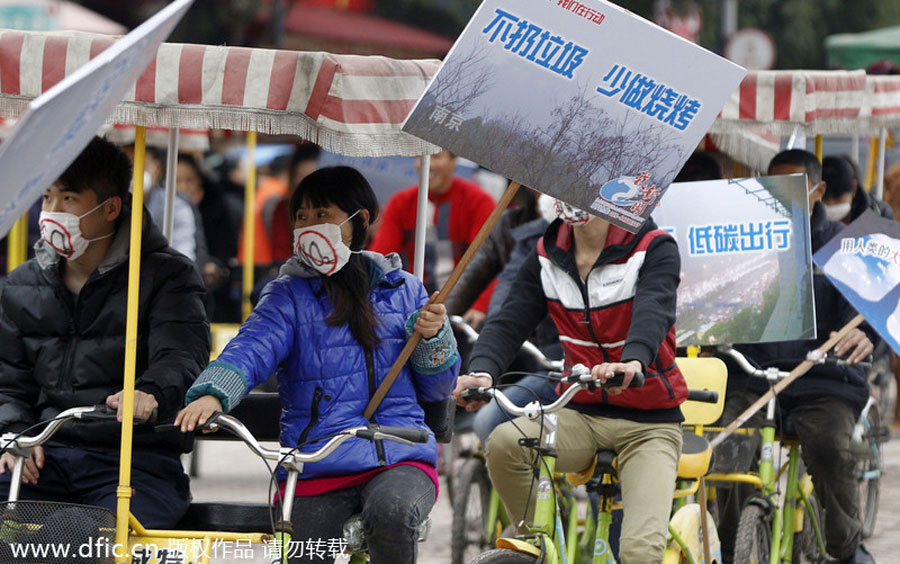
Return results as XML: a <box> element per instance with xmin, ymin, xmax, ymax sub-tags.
<box><xmin>290</xmin><ymin>166</ymin><xmax>380</xmax><ymax>349</ymax></box>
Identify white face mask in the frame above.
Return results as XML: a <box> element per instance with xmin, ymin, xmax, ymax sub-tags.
<box><xmin>823</xmin><ymin>202</ymin><xmax>852</xmax><ymax>222</ymax></box>
<box><xmin>293</xmin><ymin>209</ymin><xmax>361</xmax><ymax>276</ymax></box>
<box><xmin>39</xmin><ymin>198</ymin><xmax>113</xmax><ymax>260</ymax></box>
<box><xmin>554</xmin><ymin>199</ymin><xmax>594</xmax><ymax>225</ymax></box>
<box><xmin>537</xmin><ymin>194</ymin><xmax>558</xmax><ymax>223</ymax></box>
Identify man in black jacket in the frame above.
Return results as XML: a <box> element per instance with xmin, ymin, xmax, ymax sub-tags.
<box><xmin>0</xmin><ymin>137</ymin><xmax>210</xmax><ymax>528</ymax></box>
<box><xmin>821</xmin><ymin>155</ymin><xmax>894</xmax><ymax>224</ymax></box>
<box><xmin>717</xmin><ymin>149</ymin><xmax>876</xmax><ymax>564</ymax></box>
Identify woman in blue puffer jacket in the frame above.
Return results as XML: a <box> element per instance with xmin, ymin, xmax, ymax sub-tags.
<box><xmin>176</xmin><ymin>166</ymin><xmax>460</xmax><ymax>563</ymax></box>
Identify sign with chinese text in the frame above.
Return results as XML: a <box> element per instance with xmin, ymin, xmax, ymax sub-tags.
<box><xmin>653</xmin><ymin>174</ymin><xmax>815</xmax><ymax>346</ymax></box>
<box><xmin>402</xmin><ymin>0</ymin><xmax>746</xmax><ymax>232</ymax></box>
<box><xmin>814</xmin><ymin>211</ymin><xmax>900</xmax><ymax>356</ymax></box>
<box><xmin>0</xmin><ymin>0</ymin><xmax>193</xmax><ymax>238</ymax></box>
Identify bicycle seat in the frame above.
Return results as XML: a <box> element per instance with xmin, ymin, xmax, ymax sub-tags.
<box><xmin>677</xmin><ymin>432</ymin><xmax>712</xmax><ymax>479</ymax></box>
<box><xmin>565</xmin><ymin>448</ymin><xmax>616</xmax><ymax>486</ymax></box>
<box><xmin>776</xmin><ymin>416</ymin><xmax>801</xmax><ymax>444</ymax></box>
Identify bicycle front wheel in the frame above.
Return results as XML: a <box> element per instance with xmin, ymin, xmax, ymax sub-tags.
<box><xmin>452</xmin><ymin>457</ymin><xmax>494</xmax><ymax>564</ymax></box>
<box><xmin>856</xmin><ymin>402</ymin><xmax>883</xmax><ymax>538</ymax></box>
<box><xmin>469</xmin><ymin>548</ymin><xmax>539</xmax><ymax>564</ymax></box>
<box><xmin>733</xmin><ymin>503</ymin><xmax>771</xmax><ymax>564</ymax></box>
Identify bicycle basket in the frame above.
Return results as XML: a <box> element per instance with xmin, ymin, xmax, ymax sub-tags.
<box><xmin>0</xmin><ymin>501</ymin><xmax>116</xmax><ymax>564</ymax></box>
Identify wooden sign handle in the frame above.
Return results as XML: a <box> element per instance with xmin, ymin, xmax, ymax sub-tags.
<box><xmin>363</xmin><ymin>181</ymin><xmax>522</xmax><ymax>420</ymax></box>
<box><xmin>709</xmin><ymin>314</ymin><xmax>865</xmax><ymax>448</ymax></box>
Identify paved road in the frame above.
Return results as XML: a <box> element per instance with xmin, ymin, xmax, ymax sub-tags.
<box><xmin>190</xmin><ymin>432</ymin><xmax>899</xmax><ymax>563</ymax></box>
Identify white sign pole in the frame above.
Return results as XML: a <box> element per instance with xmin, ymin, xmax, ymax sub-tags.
<box><xmin>876</xmin><ymin>127</ymin><xmax>887</xmax><ymax>200</ymax></box>
<box><xmin>413</xmin><ymin>154</ymin><xmax>430</xmax><ymax>282</ymax></box>
<box><xmin>163</xmin><ymin>128</ymin><xmax>180</xmax><ymax>241</ymax></box>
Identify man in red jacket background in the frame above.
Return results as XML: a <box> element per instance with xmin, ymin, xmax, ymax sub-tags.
<box><xmin>370</xmin><ymin>149</ymin><xmax>496</xmax><ymax>322</ymax></box>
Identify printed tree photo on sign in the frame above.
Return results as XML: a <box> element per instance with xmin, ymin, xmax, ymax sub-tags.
<box><xmin>403</xmin><ymin>0</ymin><xmax>745</xmax><ymax>232</ymax></box>
<box><xmin>654</xmin><ymin>174</ymin><xmax>815</xmax><ymax>346</ymax></box>
<box><xmin>814</xmin><ymin>211</ymin><xmax>900</xmax><ymax>356</ymax></box>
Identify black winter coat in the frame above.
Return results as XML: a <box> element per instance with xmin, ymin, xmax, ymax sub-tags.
<box><xmin>0</xmin><ymin>205</ymin><xmax>209</xmax><ymax>455</ymax></box>
<box><xmin>726</xmin><ymin>201</ymin><xmax>873</xmax><ymax>416</ymax></box>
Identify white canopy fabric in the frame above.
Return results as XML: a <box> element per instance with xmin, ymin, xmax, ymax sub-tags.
<box><xmin>0</xmin><ymin>29</ymin><xmax>441</xmax><ymax>157</ymax></box>
<box><xmin>707</xmin><ymin>70</ymin><xmax>900</xmax><ymax>174</ymax></box>
<box><xmin>710</xmin><ymin>69</ymin><xmax>900</xmax><ymax>136</ymax></box>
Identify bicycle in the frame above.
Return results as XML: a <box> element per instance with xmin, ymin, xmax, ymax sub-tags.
<box><xmin>705</xmin><ymin>346</ymin><xmax>884</xmax><ymax>564</ymax></box>
<box><xmin>0</xmin><ymin>404</ymin><xmax>432</xmax><ymax>564</ymax></box>
<box><xmin>460</xmin><ymin>359</ymin><xmax>726</xmax><ymax>564</ymax></box>
<box><xmin>451</xmin><ymin>439</ymin><xmax>510</xmax><ymax>564</ymax></box>
<box><xmin>450</xmin><ymin>316</ymin><xmax>563</xmax><ymax>564</ymax></box>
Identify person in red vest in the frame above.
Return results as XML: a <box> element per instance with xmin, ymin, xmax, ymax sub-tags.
<box><xmin>370</xmin><ymin>150</ymin><xmax>496</xmax><ymax>322</ymax></box>
<box><xmin>453</xmin><ymin>200</ymin><xmax>688</xmax><ymax>563</ymax></box>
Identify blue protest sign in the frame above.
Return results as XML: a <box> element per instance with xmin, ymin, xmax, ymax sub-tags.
<box><xmin>814</xmin><ymin>210</ymin><xmax>900</xmax><ymax>355</ymax></box>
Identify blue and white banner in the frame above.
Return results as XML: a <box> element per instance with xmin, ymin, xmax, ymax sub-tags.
<box><xmin>0</xmin><ymin>0</ymin><xmax>193</xmax><ymax>238</ymax></box>
<box><xmin>654</xmin><ymin>174</ymin><xmax>815</xmax><ymax>346</ymax></box>
<box><xmin>402</xmin><ymin>0</ymin><xmax>745</xmax><ymax>232</ymax></box>
<box><xmin>814</xmin><ymin>210</ymin><xmax>900</xmax><ymax>355</ymax></box>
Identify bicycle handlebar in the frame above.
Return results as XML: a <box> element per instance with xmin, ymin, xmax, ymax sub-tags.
<box><xmin>718</xmin><ymin>345</ymin><xmax>871</xmax><ymax>382</ymax></box>
<box><xmin>158</xmin><ymin>413</ymin><xmax>429</xmax><ymax>466</ymax></box>
<box><xmin>461</xmin><ymin>366</ymin><xmax>645</xmax><ymax>419</ymax></box>
<box><xmin>1</xmin><ymin>405</ymin><xmax>157</xmax><ymax>452</ymax></box>
<box><xmin>356</xmin><ymin>425</ymin><xmax>429</xmax><ymax>443</ymax></box>
<box><xmin>686</xmin><ymin>390</ymin><xmax>719</xmax><ymax>404</ymax></box>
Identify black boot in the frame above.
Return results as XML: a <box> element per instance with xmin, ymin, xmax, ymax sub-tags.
<box><xmin>840</xmin><ymin>544</ymin><xmax>875</xmax><ymax>564</ymax></box>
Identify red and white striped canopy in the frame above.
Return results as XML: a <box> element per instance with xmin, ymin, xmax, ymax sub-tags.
<box><xmin>710</xmin><ymin>69</ymin><xmax>900</xmax><ymax>136</ymax></box>
<box><xmin>0</xmin><ymin>29</ymin><xmax>441</xmax><ymax>157</ymax></box>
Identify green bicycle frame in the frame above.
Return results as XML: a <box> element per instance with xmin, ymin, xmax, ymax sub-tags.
<box><xmin>528</xmin><ymin>413</ymin><xmax>565</xmax><ymax>564</ymax></box>
<box><xmin>751</xmin><ymin>408</ymin><xmax>827</xmax><ymax>564</ymax></box>
<box><xmin>486</xmin><ymin>488</ymin><xmax>509</xmax><ymax>544</ymax></box>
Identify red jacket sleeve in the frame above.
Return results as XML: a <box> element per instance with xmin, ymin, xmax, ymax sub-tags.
<box><xmin>370</xmin><ymin>190</ymin><xmax>409</xmax><ymax>258</ymax></box>
<box><xmin>469</xmin><ymin>190</ymin><xmax>499</xmax><ymax>312</ymax></box>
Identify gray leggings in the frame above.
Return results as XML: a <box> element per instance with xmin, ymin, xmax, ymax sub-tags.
<box><xmin>286</xmin><ymin>464</ymin><xmax>435</xmax><ymax>564</ymax></box>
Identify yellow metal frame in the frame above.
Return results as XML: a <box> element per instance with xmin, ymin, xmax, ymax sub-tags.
<box><xmin>115</xmin><ymin>126</ymin><xmax>146</xmax><ymax>560</ymax></box>
<box><xmin>865</xmin><ymin>137</ymin><xmax>878</xmax><ymax>191</ymax></box>
<box><xmin>6</xmin><ymin>214</ymin><xmax>28</xmax><ymax>272</ymax></box>
<box><xmin>704</xmin><ymin>472</ymin><xmax>764</xmax><ymax>489</ymax></box>
<box><xmin>242</xmin><ymin>131</ymin><xmax>257</xmax><ymax>320</ymax></box>
<box><xmin>114</xmin><ymin>127</ymin><xmax>270</xmax><ymax>562</ymax></box>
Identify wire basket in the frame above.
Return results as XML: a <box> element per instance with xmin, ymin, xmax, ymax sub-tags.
<box><xmin>0</xmin><ymin>501</ymin><xmax>116</xmax><ymax>564</ymax></box>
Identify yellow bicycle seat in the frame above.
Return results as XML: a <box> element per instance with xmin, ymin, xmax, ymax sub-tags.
<box><xmin>566</xmin><ymin>448</ymin><xmax>616</xmax><ymax>486</ymax></box>
<box><xmin>677</xmin><ymin>432</ymin><xmax>713</xmax><ymax>479</ymax></box>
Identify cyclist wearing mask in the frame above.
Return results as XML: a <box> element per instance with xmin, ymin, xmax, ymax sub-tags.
<box><xmin>821</xmin><ymin>155</ymin><xmax>894</xmax><ymax>224</ymax></box>
<box><xmin>716</xmin><ymin>149</ymin><xmax>877</xmax><ymax>564</ymax></box>
<box><xmin>178</xmin><ymin>166</ymin><xmax>459</xmax><ymax>564</ymax></box>
<box><xmin>453</xmin><ymin>198</ymin><xmax>687</xmax><ymax>564</ymax></box>
<box><xmin>0</xmin><ymin>137</ymin><xmax>209</xmax><ymax>527</ymax></box>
